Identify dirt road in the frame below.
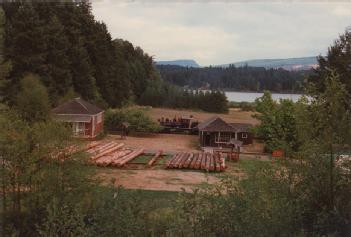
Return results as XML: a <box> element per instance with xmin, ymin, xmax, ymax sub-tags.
<box><xmin>99</xmin><ymin>168</ymin><xmax>221</xmax><ymax>192</ymax></box>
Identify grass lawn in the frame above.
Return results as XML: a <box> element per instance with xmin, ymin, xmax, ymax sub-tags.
<box><xmin>128</xmin><ymin>155</ymin><xmax>153</xmax><ymax>164</ymax></box>
<box><xmin>141</xmin><ymin>106</ymin><xmax>259</xmax><ymax>125</ymax></box>
<box><xmin>156</xmin><ymin>155</ymin><xmax>173</xmax><ymax>165</ymax></box>
<box><xmin>97</xmin><ymin>186</ymin><xmax>180</xmax><ymax>210</ymax></box>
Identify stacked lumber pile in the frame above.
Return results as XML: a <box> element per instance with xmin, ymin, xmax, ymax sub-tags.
<box><xmin>166</xmin><ymin>152</ymin><xmax>225</xmax><ymax>172</ymax></box>
<box><xmin>84</xmin><ymin>141</ymin><xmax>145</xmax><ymax>167</ymax></box>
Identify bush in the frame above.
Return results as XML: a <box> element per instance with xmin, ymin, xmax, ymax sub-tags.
<box><xmin>228</xmin><ymin>101</ymin><xmax>256</xmax><ymax>111</ymax></box>
<box><xmin>104</xmin><ymin>108</ymin><xmax>161</xmax><ymax>133</ymax></box>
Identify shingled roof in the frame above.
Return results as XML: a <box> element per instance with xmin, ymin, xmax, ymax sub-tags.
<box><xmin>229</xmin><ymin>123</ymin><xmax>252</xmax><ymax>133</ymax></box>
<box><xmin>52</xmin><ymin>98</ymin><xmax>103</xmax><ymax>115</ymax></box>
<box><xmin>198</xmin><ymin>116</ymin><xmax>236</xmax><ymax>132</ymax></box>
<box><xmin>198</xmin><ymin>116</ymin><xmax>252</xmax><ymax>133</ymax></box>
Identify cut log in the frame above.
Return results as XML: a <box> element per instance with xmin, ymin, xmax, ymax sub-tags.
<box><xmin>174</xmin><ymin>153</ymin><xmax>187</xmax><ymax>168</ymax></box>
<box><xmin>110</xmin><ymin>149</ymin><xmax>133</xmax><ymax>166</ymax></box>
<box><xmin>148</xmin><ymin>150</ymin><xmax>163</xmax><ymax>167</ymax></box>
<box><xmin>169</xmin><ymin>153</ymin><xmax>182</xmax><ymax>168</ymax></box>
<box><xmin>189</xmin><ymin>153</ymin><xmax>198</xmax><ymax>169</ymax></box>
<box><xmin>205</xmin><ymin>153</ymin><xmax>211</xmax><ymax>171</ymax></box>
<box><xmin>209</xmin><ymin>153</ymin><xmax>215</xmax><ymax>171</ymax></box>
<box><xmin>90</xmin><ymin>143</ymin><xmax>124</xmax><ymax>161</ymax></box>
<box><xmin>171</xmin><ymin>153</ymin><xmax>183</xmax><ymax>168</ymax></box>
<box><xmin>201</xmin><ymin>153</ymin><xmax>207</xmax><ymax>170</ymax></box>
<box><xmin>86</xmin><ymin>141</ymin><xmax>113</xmax><ymax>153</ymax></box>
<box><xmin>184</xmin><ymin>153</ymin><xmax>194</xmax><ymax>168</ymax></box>
<box><xmin>220</xmin><ymin>155</ymin><xmax>226</xmax><ymax>171</ymax></box>
<box><xmin>87</xmin><ymin>141</ymin><xmax>116</xmax><ymax>154</ymax></box>
<box><xmin>181</xmin><ymin>153</ymin><xmax>191</xmax><ymax>168</ymax></box>
<box><xmin>195</xmin><ymin>153</ymin><xmax>202</xmax><ymax>169</ymax></box>
<box><xmin>214</xmin><ymin>153</ymin><xmax>221</xmax><ymax>171</ymax></box>
<box><xmin>94</xmin><ymin>155</ymin><xmax>114</xmax><ymax>166</ymax></box>
<box><xmin>166</xmin><ymin>153</ymin><xmax>179</xmax><ymax>168</ymax></box>
<box><xmin>116</xmin><ymin>149</ymin><xmax>144</xmax><ymax>167</ymax></box>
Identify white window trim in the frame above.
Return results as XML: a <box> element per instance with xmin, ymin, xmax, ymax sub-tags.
<box><xmin>241</xmin><ymin>133</ymin><xmax>248</xmax><ymax>139</ymax></box>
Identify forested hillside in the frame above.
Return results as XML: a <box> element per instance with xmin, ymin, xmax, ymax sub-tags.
<box><xmin>1</xmin><ymin>1</ymin><xmax>159</xmax><ymax>108</ymax></box>
<box><xmin>0</xmin><ymin>1</ymin><xmax>229</xmax><ymax>113</ymax></box>
<box><xmin>157</xmin><ymin>64</ymin><xmax>311</xmax><ymax>93</ymax></box>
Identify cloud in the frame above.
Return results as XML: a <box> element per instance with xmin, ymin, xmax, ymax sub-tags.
<box><xmin>332</xmin><ymin>5</ymin><xmax>351</xmax><ymax>17</ymax></box>
<box><xmin>92</xmin><ymin>1</ymin><xmax>351</xmax><ymax>65</ymax></box>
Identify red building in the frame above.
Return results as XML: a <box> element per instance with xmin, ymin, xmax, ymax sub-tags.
<box><xmin>52</xmin><ymin>98</ymin><xmax>104</xmax><ymax>138</ymax></box>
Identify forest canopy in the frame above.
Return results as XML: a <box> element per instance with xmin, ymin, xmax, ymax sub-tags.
<box><xmin>1</xmin><ymin>1</ymin><xmax>160</xmax><ymax>108</ymax></box>
<box><xmin>0</xmin><ymin>1</ymin><xmax>232</xmax><ymax>112</ymax></box>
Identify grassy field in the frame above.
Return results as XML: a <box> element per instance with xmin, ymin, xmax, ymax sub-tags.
<box><xmin>128</xmin><ymin>154</ymin><xmax>153</xmax><ymax>164</ymax></box>
<box><xmin>137</xmin><ymin>106</ymin><xmax>259</xmax><ymax>125</ymax></box>
<box><xmin>96</xmin><ymin>156</ymin><xmax>270</xmax><ymax>192</ymax></box>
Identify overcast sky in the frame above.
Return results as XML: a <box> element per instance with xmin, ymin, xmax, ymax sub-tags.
<box><xmin>91</xmin><ymin>1</ymin><xmax>351</xmax><ymax>66</ymax></box>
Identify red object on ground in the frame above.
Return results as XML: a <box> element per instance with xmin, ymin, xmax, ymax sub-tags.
<box><xmin>272</xmin><ymin>149</ymin><xmax>284</xmax><ymax>158</ymax></box>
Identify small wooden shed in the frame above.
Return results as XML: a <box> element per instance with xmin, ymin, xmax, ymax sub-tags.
<box><xmin>52</xmin><ymin>97</ymin><xmax>104</xmax><ymax>138</ymax></box>
<box><xmin>198</xmin><ymin>116</ymin><xmax>253</xmax><ymax>148</ymax></box>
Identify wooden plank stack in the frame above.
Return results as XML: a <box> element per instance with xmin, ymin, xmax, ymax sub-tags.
<box><xmin>166</xmin><ymin>152</ymin><xmax>225</xmax><ymax>172</ymax></box>
<box><xmin>82</xmin><ymin>141</ymin><xmax>144</xmax><ymax>167</ymax></box>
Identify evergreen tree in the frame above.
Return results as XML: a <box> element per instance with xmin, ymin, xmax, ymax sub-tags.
<box><xmin>42</xmin><ymin>15</ymin><xmax>72</xmax><ymax>104</ymax></box>
<box><xmin>0</xmin><ymin>6</ymin><xmax>11</xmax><ymax>103</ymax></box>
<box><xmin>4</xmin><ymin>3</ymin><xmax>47</xmax><ymax>103</ymax></box>
<box><xmin>308</xmin><ymin>30</ymin><xmax>351</xmax><ymax>100</ymax></box>
<box><xmin>16</xmin><ymin>74</ymin><xmax>50</xmax><ymax>123</ymax></box>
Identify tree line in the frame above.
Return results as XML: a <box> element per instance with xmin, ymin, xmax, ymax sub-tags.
<box><xmin>157</xmin><ymin>64</ymin><xmax>310</xmax><ymax>93</ymax></box>
<box><xmin>1</xmin><ymin>1</ymin><xmax>159</xmax><ymax>108</ymax></box>
<box><xmin>139</xmin><ymin>80</ymin><xmax>229</xmax><ymax>113</ymax></box>
<box><xmin>0</xmin><ymin>1</ymin><xmax>229</xmax><ymax>113</ymax></box>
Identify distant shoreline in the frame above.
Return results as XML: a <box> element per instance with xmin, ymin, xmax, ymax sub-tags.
<box><xmin>195</xmin><ymin>89</ymin><xmax>304</xmax><ymax>95</ymax></box>
<box><xmin>223</xmin><ymin>90</ymin><xmax>304</xmax><ymax>95</ymax></box>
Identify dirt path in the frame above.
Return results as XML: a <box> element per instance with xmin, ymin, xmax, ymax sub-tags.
<box><xmin>99</xmin><ymin>169</ymin><xmax>221</xmax><ymax>192</ymax></box>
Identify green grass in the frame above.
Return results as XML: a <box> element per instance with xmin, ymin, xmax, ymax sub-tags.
<box><xmin>155</xmin><ymin>155</ymin><xmax>172</xmax><ymax>165</ymax></box>
<box><xmin>128</xmin><ymin>155</ymin><xmax>153</xmax><ymax>164</ymax></box>
<box><xmin>233</xmin><ymin>159</ymin><xmax>271</xmax><ymax>174</ymax></box>
<box><xmin>95</xmin><ymin>186</ymin><xmax>181</xmax><ymax>211</ymax></box>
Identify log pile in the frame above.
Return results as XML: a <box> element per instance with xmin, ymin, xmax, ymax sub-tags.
<box><xmin>166</xmin><ymin>152</ymin><xmax>225</xmax><ymax>172</ymax></box>
<box><xmin>83</xmin><ymin>141</ymin><xmax>146</xmax><ymax>167</ymax></box>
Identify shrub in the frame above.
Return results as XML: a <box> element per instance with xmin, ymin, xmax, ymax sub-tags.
<box><xmin>228</xmin><ymin>101</ymin><xmax>256</xmax><ymax>111</ymax></box>
<box><xmin>104</xmin><ymin>108</ymin><xmax>161</xmax><ymax>133</ymax></box>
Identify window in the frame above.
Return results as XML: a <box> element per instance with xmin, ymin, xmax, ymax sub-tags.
<box><xmin>73</xmin><ymin>122</ymin><xmax>85</xmax><ymax>136</ymax></box>
<box><xmin>216</xmin><ymin>133</ymin><xmax>231</xmax><ymax>143</ymax></box>
<box><xmin>241</xmin><ymin>133</ymin><xmax>248</xmax><ymax>139</ymax></box>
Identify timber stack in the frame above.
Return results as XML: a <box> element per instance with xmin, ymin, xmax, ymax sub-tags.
<box><xmin>166</xmin><ymin>152</ymin><xmax>225</xmax><ymax>172</ymax></box>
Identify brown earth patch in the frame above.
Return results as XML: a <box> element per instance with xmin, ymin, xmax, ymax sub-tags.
<box><xmin>98</xmin><ymin>168</ymin><xmax>222</xmax><ymax>192</ymax></box>
<box><xmin>106</xmin><ymin>133</ymin><xmax>199</xmax><ymax>153</ymax></box>
<box><xmin>143</xmin><ymin>107</ymin><xmax>259</xmax><ymax>125</ymax></box>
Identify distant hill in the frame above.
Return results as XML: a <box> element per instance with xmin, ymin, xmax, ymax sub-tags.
<box><xmin>156</xmin><ymin>57</ymin><xmax>319</xmax><ymax>71</ymax></box>
<box><xmin>156</xmin><ymin>59</ymin><xmax>200</xmax><ymax>68</ymax></box>
<box><xmin>220</xmin><ymin>56</ymin><xmax>318</xmax><ymax>71</ymax></box>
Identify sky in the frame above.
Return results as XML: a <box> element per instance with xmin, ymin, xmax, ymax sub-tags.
<box><xmin>91</xmin><ymin>0</ymin><xmax>351</xmax><ymax>66</ymax></box>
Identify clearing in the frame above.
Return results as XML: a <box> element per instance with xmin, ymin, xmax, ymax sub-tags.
<box><xmin>97</xmin><ymin>158</ymin><xmax>264</xmax><ymax>192</ymax></box>
<box><xmin>104</xmin><ymin>134</ymin><xmax>199</xmax><ymax>153</ymax></box>
<box><xmin>92</xmin><ymin>107</ymin><xmax>265</xmax><ymax>192</ymax></box>
<box><xmin>143</xmin><ymin>106</ymin><xmax>259</xmax><ymax>125</ymax></box>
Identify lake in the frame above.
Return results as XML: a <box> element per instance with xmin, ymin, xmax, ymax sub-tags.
<box><xmin>225</xmin><ymin>91</ymin><xmax>303</xmax><ymax>102</ymax></box>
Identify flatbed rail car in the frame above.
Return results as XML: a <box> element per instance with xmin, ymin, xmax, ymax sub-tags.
<box><xmin>158</xmin><ymin>116</ymin><xmax>199</xmax><ymax>134</ymax></box>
